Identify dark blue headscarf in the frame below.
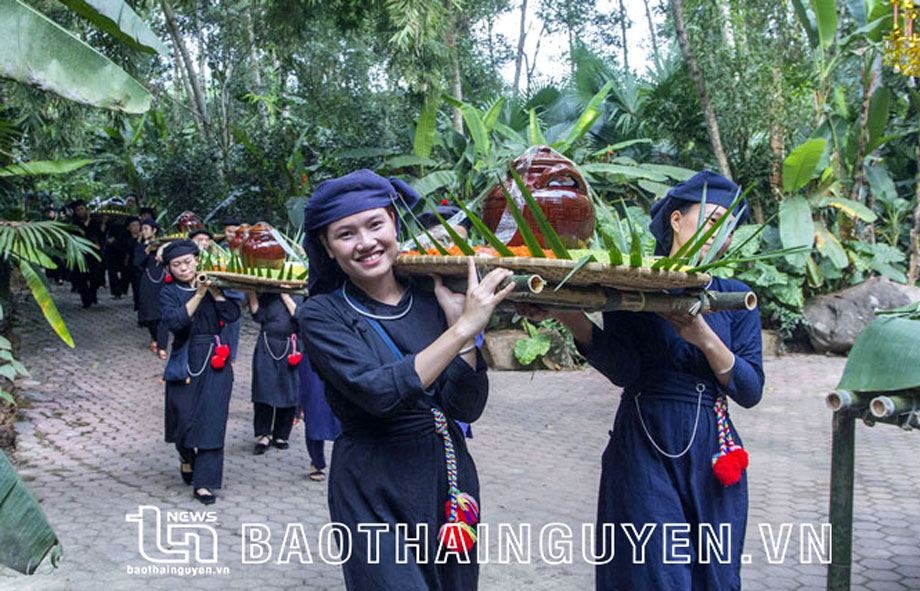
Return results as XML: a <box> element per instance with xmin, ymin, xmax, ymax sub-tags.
<box><xmin>303</xmin><ymin>169</ymin><xmax>420</xmax><ymax>295</ymax></box>
<box><xmin>648</xmin><ymin>170</ymin><xmax>747</xmax><ymax>256</ymax></box>
<box><xmin>161</xmin><ymin>239</ymin><xmax>199</xmax><ymax>263</ymax></box>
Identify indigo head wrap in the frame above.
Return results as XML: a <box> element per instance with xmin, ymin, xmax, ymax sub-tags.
<box><xmin>648</xmin><ymin>170</ymin><xmax>747</xmax><ymax>256</ymax></box>
<box><xmin>188</xmin><ymin>229</ymin><xmax>212</xmax><ymax>239</ymax></box>
<box><xmin>303</xmin><ymin>169</ymin><xmax>420</xmax><ymax>295</ymax></box>
<box><xmin>140</xmin><ymin>219</ymin><xmax>160</xmax><ymax>231</ymax></box>
<box><xmin>161</xmin><ymin>239</ymin><xmax>199</xmax><ymax>263</ymax></box>
<box><xmin>221</xmin><ymin>217</ymin><xmax>241</xmax><ymax>227</ymax></box>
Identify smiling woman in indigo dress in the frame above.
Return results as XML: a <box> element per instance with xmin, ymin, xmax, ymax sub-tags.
<box><xmin>247</xmin><ymin>291</ymin><xmax>303</xmax><ymax>454</ymax></box>
<box><xmin>520</xmin><ymin>171</ymin><xmax>764</xmax><ymax>591</ymax></box>
<box><xmin>159</xmin><ymin>240</ymin><xmax>241</xmax><ymax>506</ymax></box>
<box><xmin>296</xmin><ymin>170</ymin><xmax>515</xmax><ymax>591</ymax></box>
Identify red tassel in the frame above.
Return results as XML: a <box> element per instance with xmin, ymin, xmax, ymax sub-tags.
<box><xmin>440</xmin><ymin>199</ymin><xmax>449</xmax><ymax>205</ymax></box>
<box><xmin>210</xmin><ymin>355</ymin><xmax>226</xmax><ymax>370</ymax></box>
<box><xmin>446</xmin><ymin>493</ymin><xmax>479</xmax><ymax>526</ymax></box>
<box><xmin>215</xmin><ymin>344</ymin><xmax>231</xmax><ymax>359</ymax></box>
<box><xmin>165</xmin><ymin>274</ymin><xmax>173</xmax><ymax>284</ymax></box>
<box><xmin>712</xmin><ymin>448</ymin><xmax>748</xmax><ymax>486</ymax></box>
<box><xmin>438</xmin><ymin>523</ymin><xmax>475</xmax><ymax>553</ymax></box>
<box><xmin>287</xmin><ymin>352</ymin><xmax>303</xmax><ymax>366</ymax></box>
<box><xmin>219</xmin><ymin>320</ymin><xmax>225</xmax><ymax>327</ymax></box>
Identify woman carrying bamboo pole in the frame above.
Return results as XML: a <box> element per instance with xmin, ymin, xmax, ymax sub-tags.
<box><xmin>520</xmin><ymin>171</ymin><xmax>764</xmax><ymax>591</ymax></box>
<box><xmin>159</xmin><ymin>240</ymin><xmax>240</xmax><ymax>505</ymax></box>
<box><xmin>296</xmin><ymin>170</ymin><xmax>515</xmax><ymax>590</ymax></box>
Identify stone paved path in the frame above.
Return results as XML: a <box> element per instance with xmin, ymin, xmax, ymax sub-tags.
<box><xmin>1</xmin><ymin>285</ymin><xmax>919</xmax><ymax>591</ymax></box>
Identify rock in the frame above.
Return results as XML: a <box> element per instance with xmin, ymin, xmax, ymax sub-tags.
<box><xmin>482</xmin><ymin>328</ymin><xmax>575</xmax><ymax>371</ymax></box>
<box><xmin>803</xmin><ymin>277</ymin><xmax>920</xmax><ymax>353</ymax></box>
<box><xmin>761</xmin><ymin>330</ymin><xmax>781</xmax><ymax>359</ymax></box>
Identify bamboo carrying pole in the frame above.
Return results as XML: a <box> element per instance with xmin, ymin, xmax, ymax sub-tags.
<box><xmin>197</xmin><ymin>273</ymin><xmax>309</xmax><ymax>296</ymax></box>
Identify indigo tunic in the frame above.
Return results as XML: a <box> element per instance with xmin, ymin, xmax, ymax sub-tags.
<box><xmin>581</xmin><ymin>276</ymin><xmax>764</xmax><ymax>591</ymax></box>
<box><xmin>297</xmin><ymin>281</ymin><xmax>488</xmax><ymax>591</ymax></box>
<box><xmin>160</xmin><ymin>282</ymin><xmax>241</xmax><ymax>449</ymax></box>
<box><xmin>251</xmin><ymin>293</ymin><xmax>302</xmax><ymax>408</ymax></box>
<box><xmin>134</xmin><ymin>242</ymin><xmax>165</xmax><ymax>324</ymax></box>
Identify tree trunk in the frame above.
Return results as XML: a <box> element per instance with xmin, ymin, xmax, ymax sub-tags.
<box><xmin>513</xmin><ymin>0</ymin><xmax>528</xmax><ymax>95</ymax></box>
<box><xmin>909</xmin><ymin>143</ymin><xmax>920</xmax><ymax>285</ymax></box>
<box><xmin>245</xmin><ymin>6</ymin><xmax>268</xmax><ymax>129</ymax></box>
<box><xmin>671</xmin><ymin>0</ymin><xmax>732</xmax><ymax>180</ymax></box>
<box><xmin>768</xmin><ymin>65</ymin><xmax>784</xmax><ymax>221</ymax></box>
<box><xmin>526</xmin><ymin>23</ymin><xmax>546</xmax><ymax>91</ymax></box>
<box><xmin>162</xmin><ymin>0</ymin><xmax>210</xmax><ymax>132</ymax></box>
<box><xmin>618</xmin><ymin>0</ymin><xmax>629</xmax><ymax>72</ymax></box>
<box><xmin>642</xmin><ymin>0</ymin><xmax>661</xmax><ymax>73</ymax></box>
<box><xmin>445</xmin><ymin>20</ymin><xmax>464</xmax><ymax>133</ymax></box>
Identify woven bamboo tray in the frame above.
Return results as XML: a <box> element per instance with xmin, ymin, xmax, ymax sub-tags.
<box><xmin>395</xmin><ymin>255</ymin><xmax>710</xmax><ymax>291</ymax></box>
<box><xmin>200</xmin><ymin>270</ymin><xmax>307</xmax><ymax>289</ymax></box>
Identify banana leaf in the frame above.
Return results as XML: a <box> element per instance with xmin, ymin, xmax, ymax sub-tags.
<box><xmin>0</xmin><ymin>450</ymin><xmax>61</xmax><ymax>574</ymax></box>
<box><xmin>0</xmin><ymin>159</ymin><xmax>93</xmax><ymax>177</ymax></box>
<box><xmin>19</xmin><ymin>261</ymin><xmax>74</xmax><ymax>347</ymax></box>
<box><xmin>0</xmin><ymin>0</ymin><xmax>151</xmax><ymax>113</ymax></box>
<box><xmin>836</xmin><ymin>317</ymin><xmax>920</xmax><ymax>392</ymax></box>
<box><xmin>59</xmin><ymin>0</ymin><xmax>168</xmax><ymax>55</ymax></box>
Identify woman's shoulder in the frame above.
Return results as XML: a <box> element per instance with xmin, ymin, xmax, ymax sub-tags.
<box><xmin>300</xmin><ymin>291</ymin><xmax>348</xmax><ymax>321</ymax></box>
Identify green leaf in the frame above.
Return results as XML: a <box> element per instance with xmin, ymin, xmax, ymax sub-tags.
<box><xmin>19</xmin><ymin>262</ymin><xmax>74</xmax><ymax>347</ymax></box>
<box><xmin>527</xmin><ymin>109</ymin><xmax>546</xmax><ymax>146</ymax></box>
<box><xmin>637</xmin><ymin>180</ymin><xmax>672</xmax><ymax>199</ymax></box>
<box><xmin>818</xmin><ymin>196</ymin><xmax>878</xmax><ymax>222</ymax></box>
<box><xmin>865</xmin><ymin>164</ymin><xmax>897</xmax><ymax>205</ymax></box>
<box><xmin>554</xmin><ymin>254</ymin><xmax>596</xmax><ymax>291</ymax></box>
<box><xmin>426</xmin><ymin>203</ymin><xmax>476</xmax><ymax>256</ymax></box>
<box><xmin>815</xmin><ymin>224</ymin><xmax>849</xmax><ymax>269</ymax></box>
<box><xmin>385</xmin><ymin>155</ymin><xmax>438</xmax><ymax>169</ymax></box>
<box><xmin>589</xmin><ymin>138</ymin><xmax>652</xmax><ymax>156</ymax></box>
<box><xmin>845</xmin><ymin>0</ymin><xmax>867</xmax><ymax>25</ymax></box>
<box><xmin>637</xmin><ymin>163</ymin><xmax>697</xmax><ymax>181</ymax></box>
<box><xmin>779</xmin><ymin>196</ymin><xmax>815</xmax><ymax>265</ymax></box>
<box><xmin>580</xmin><ymin>163</ymin><xmax>669</xmax><ymax>182</ymax></box>
<box><xmin>459</xmin><ymin>103</ymin><xmax>490</xmax><ymax>159</ymax></box>
<box><xmin>0</xmin><ymin>365</ymin><xmax>16</xmax><ymax>380</ymax></box>
<box><xmin>514</xmin><ymin>332</ymin><xmax>551</xmax><ymax>366</ymax></box>
<box><xmin>510</xmin><ymin>168</ymin><xmax>570</xmax><ymax>259</ymax></box>
<box><xmin>0</xmin><ymin>389</ymin><xmax>13</xmax><ymax>405</ymax></box>
<box><xmin>792</xmin><ymin>0</ymin><xmax>820</xmax><ymax>46</ymax></box>
<box><xmin>0</xmin><ymin>0</ymin><xmax>151</xmax><ymax>113</ymax></box>
<box><xmin>59</xmin><ymin>0</ymin><xmax>168</xmax><ymax>55</ymax></box>
<box><xmin>0</xmin><ymin>336</ymin><xmax>10</xmax><ymax>349</ymax></box>
<box><xmin>812</xmin><ymin>0</ymin><xmax>838</xmax><ymax>48</ymax></box>
<box><xmin>413</xmin><ymin>95</ymin><xmax>440</xmax><ymax>159</ymax></box>
<box><xmin>411</xmin><ymin>171</ymin><xmax>457</xmax><ymax>198</ymax></box>
<box><xmin>0</xmin><ymin>159</ymin><xmax>93</xmax><ymax>177</ymax></box>
<box><xmin>497</xmin><ymin>176</ymin><xmax>544</xmax><ymax>257</ymax></box>
<box><xmin>555</xmin><ymin>81</ymin><xmax>612</xmax><ymax>154</ymax></box>
<box><xmin>598</xmin><ymin>225</ymin><xmax>624</xmax><ymax>266</ymax></box>
<box><xmin>482</xmin><ymin>97</ymin><xmax>505</xmax><ymax>131</ymax></box>
<box><xmin>0</xmin><ymin>449</ymin><xmax>60</xmax><ymax>573</ymax></box>
<box><xmin>783</xmin><ymin>139</ymin><xmax>826</xmax><ymax>192</ymax></box>
<box><xmin>837</xmin><ymin>317</ymin><xmax>920</xmax><ymax>390</ymax></box>
<box><xmin>454</xmin><ymin>198</ymin><xmax>514</xmax><ymax>257</ymax></box>
<box><xmin>866</xmin><ymin>87</ymin><xmax>890</xmax><ymax>153</ymax></box>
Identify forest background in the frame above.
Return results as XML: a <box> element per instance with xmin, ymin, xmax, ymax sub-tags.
<box><xmin>3</xmin><ymin>0</ymin><xmax>920</xmax><ymax>341</ymax></box>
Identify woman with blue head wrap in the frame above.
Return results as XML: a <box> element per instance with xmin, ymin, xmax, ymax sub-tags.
<box><xmin>296</xmin><ymin>169</ymin><xmax>516</xmax><ymax>590</ymax></box>
<box><xmin>520</xmin><ymin>170</ymin><xmax>764</xmax><ymax>591</ymax></box>
<box><xmin>133</xmin><ymin>219</ymin><xmax>169</xmax><ymax>359</ymax></box>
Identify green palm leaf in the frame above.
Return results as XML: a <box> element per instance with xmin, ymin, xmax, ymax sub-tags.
<box><xmin>509</xmin><ymin>168</ymin><xmax>571</xmax><ymax>259</ymax></box>
<box><xmin>454</xmin><ymin>199</ymin><xmax>514</xmax><ymax>256</ymax></box>
<box><xmin>19</xmin><ymin>261</ymin><xmax>74</xmax><ymax>347</ymax></box>
<box><xmin>0</xmin><ymin>451</ymin><xmax>61</xmax><ymax>574</ymax></box>
<box><xmin>497</xmin><ymin>176</ymin><xmax>544</xmax><ymax>257</ymax></box>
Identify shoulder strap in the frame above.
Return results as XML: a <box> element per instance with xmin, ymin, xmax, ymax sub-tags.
<box><xmin>336</xmin><ymin>287</ymin><xmax>404</xmax><ymax>360</ymax></box>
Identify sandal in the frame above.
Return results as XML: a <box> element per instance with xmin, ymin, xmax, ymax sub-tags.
<box><xmin>149</xmin><ymin>341</ymin><xmax>157</xmax><ymax>353</ymax></box>
<box><xmin>194</xmin><ymin>488</ymin><xmax>216</xmax><ymax>505</ymax></box>
<box><xmin>309</xmin><ymin>466</ymin><xmax>325</xmax><ymax>482</ymax></box>
<box><xmin>272</xmin><ymin>438</ymin><xmax>289</xmax><ymax>450</ymax></box>
<box><xmin>158</xmin><ymin>349</ymin><xmax>168</xmax><ymax>360</ymax></box>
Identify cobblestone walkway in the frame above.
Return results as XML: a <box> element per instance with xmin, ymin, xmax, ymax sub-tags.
<box><xmin>1</xmin><ymin>285</ymin><xmax>919</xmax><ymax>590</ymax></box>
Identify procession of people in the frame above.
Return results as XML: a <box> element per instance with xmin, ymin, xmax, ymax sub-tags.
<box><xmin>45</xmin><ymin>167</ymin><xmax>762</xmax><ymax>591</ymax></box>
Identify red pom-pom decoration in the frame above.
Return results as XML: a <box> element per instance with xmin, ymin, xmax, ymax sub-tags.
<box><xmin>440</xmin><ymin>199</ymin><xmax>449</xmax><ymax>205</ymax></box>
<box><xmin>438</xmin><ymin>522</ymin><xmax>476</xmax><ymax>553</ymax></box>
<box><xmin>210</xmin><ymin>355</ymin><xmax>226</xmax><ymax>370</ymax></box>
<box><xmin>712</xmin><ymin>447</ymin><xmax>748</xmax><ymax>486</ymax></box>
<box><xmin>165</xmin><ymin>274</ymin><xmax>173</xmax><ymax>284</ymax></box>
<box><xmin>287</xmin><ymin>352</ymin><xmax>303</xmax><ymax>366</ymax></box>
<box><xmin>446</xmin><ymin>493</ymin><xmax>479</xmax><ymax>526</ymax></box>
<box><xmin>215</xmin><ymin>344</ymin><xmax>231</xmax><ymax>359</ymax></box>
<box><xmin>219</xmin><ymin>321</ymin><xmax>225</xmax><ymax>327</ymax></box>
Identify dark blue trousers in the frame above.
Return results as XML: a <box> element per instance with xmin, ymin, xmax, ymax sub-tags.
<box><xmin>176</xmin><ymin>444</ymin><xmax>224</xmax><ymax>490</ymax></box>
